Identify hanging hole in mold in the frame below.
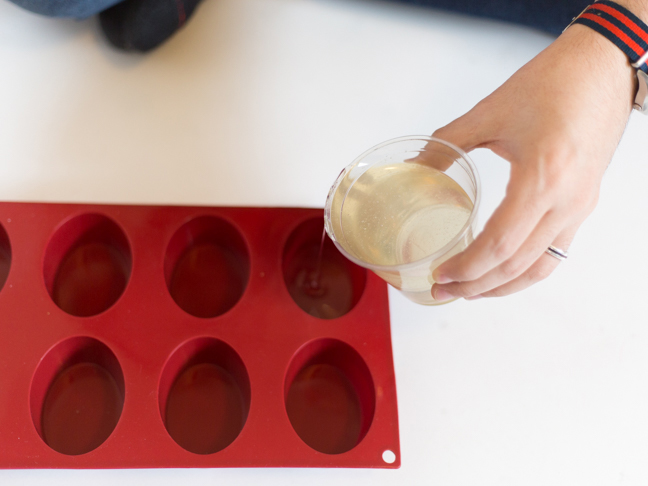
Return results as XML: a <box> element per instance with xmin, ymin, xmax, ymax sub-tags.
<box><xmin>165</xmin><ymin>216</ymin><xmax>250</xmax><ymax>318</ymax></box>
<box><xmin>159</xmin><ymin>337</ymin><xmax>251</xmax><ymax>454</ymax></box>
<box><xmin>43</xmin><ymin>214</ymin><xmax>132</xmax><ymax>317</ymax></box>
<box><xmin>284</xmin><ymin>338</ymin><xmax>375</xmax><ymax>454</ymax></box>
<box><xmin>382</xmin><ymin>449</ymin><xmax>396</xmax><ymax>464</ymax></box>
<box><xmin>0</xmin><ymin>224</ymin><xmax>11</xmax><ymax>292</ymax></box>
<box><xmin>282</xmin><ymin>217</ymin><xmax>366</xmax><ymax>319</ymax></box>
<box><xmin>30</xmin><ymin>336</ymin><xmax>125</xmax><ymax>456</ymax></box>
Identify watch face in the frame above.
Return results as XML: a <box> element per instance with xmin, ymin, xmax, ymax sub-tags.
<box><xmin>634</xmin><ymin>70</ymin><xmax>648</xmax><ymax>114</ymax></box>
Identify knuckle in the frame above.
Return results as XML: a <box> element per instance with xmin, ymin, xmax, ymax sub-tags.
<box><xmin>538</xmin><ymin>154</ymin><xmax>602</xmax><ymax>217</ymax></box>
<box><xmin>527</xmin><ymin>263</ymin><xmax>554</xmax><ymax>283</ymax></box>
<box><xmin>432</xmin><ymin>124</ymin><xmax>463</xmax><ymax>144</ymax></box>
<box><xmin>490</xmin><ymin>234</ymin><xmax>517</xmax><ymax>261</ymax></box>
<box><xmin>452</xmin><ymin>266</ymin><xmax>482</xmax><ymax>282</ymax></box>
<box><xmin>587</xmin><ymin>192</ymin><xmax>600</xmax><ymax>212</ymax></box>
<box><xmin>578</xmin><ymin>190</ymin><xmax>599</xmax><ymax>215</ymax></box>
<box><xmin>521</xmin><ymin>150</ymin><xmax>577</xmax><ymax>199</ymax></box>
<box><xmin>443</xmin><ymin>256</ymin><xmax>481</xmax><ymax>282</ymax></box>
<box><xmin>432</xmin><ymin>126</ymin><xmax>450</xmax><ymax>139</ymax></box>
<box><xmin>499</xmin><ymin>257</ymin><xmax>526</xmax><ymax>279</ymax></box>
<box><xmin>554</xmin><ymin>187</ymin><xmax>599</xmax><ymax>221</ymax></box>
<box><xmin>441</xmin><ymin>283</ymin><xmax>472</xmax><ymax>298</ymax></box>
<box><xmin>536</xmin><ymin>172</ymin><xmax>562</xmax><ymax>198</ymax></box>
<box><xmin>440</xmin><ymin>278</ymin><xmax>486</xmax><ymax>298</ymax></box>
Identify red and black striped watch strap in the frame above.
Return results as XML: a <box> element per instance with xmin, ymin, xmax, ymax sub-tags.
<box><xmin>573</xmin><ymin>1</ymin><xmax>648</xmax><ymax>73</ymax></box>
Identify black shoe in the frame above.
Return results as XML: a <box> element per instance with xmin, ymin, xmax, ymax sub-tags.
<box><xmin>99</xmin><ymin>0</ymin><xmax>203</xmax><ymax>52</ymax></box>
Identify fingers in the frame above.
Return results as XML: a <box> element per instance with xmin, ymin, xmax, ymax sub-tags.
<box><xmin>433</xmin><ymin>224</ymin><xmax>578</xmax><ymax>301</ymax></box>
<box><xmin>433</xmin><ymin>111</ymin><xmax>491</xmax><ymax>153</ymax></box>
<box><xmin>479</xmin><ymin>226</ymin><xmax>576</xmax><ymax>298</ymax></box>
<box><xmin>432</xmin><ymin>210</ymin><xmax>567</xmax><ymax>300</ymax></box>
<box><xmin>416</xmin><ymin>100</ymin><xmax>586</xmax><ymax>301</ymax></box>
<box><xmin>432</xmin><ymin>170</ymin><xmax>549</xmax><ymax>285</ymax></box>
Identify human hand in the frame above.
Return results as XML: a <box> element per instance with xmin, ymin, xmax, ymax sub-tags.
<box><xmin>429</xmin><ymin>23</ymin><xmax>637</xmax><ymax>301</ymax></box>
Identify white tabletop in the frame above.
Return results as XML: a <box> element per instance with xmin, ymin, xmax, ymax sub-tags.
<box><xmin>2</xmin><ymin>0</ymin><xmax>648</xmax><ymax>484</ymax></box>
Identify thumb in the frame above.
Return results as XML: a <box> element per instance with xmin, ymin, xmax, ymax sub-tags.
<box><xmin>433</xmin><ymin>108</ymin><xmax>490</xmax><ymax>153</ymax></box>
<box><xmin>412</xmin><ymin>110</ymin><xmax>490</xmax><ymax>172</ymax></box>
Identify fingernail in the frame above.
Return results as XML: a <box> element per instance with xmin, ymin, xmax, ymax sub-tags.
<box><xmin>434</xmin><ymin>274</ymin><xmax>452</xmax><ymax>284</ymax></box>
<box><xmin>434</xmin><ymin>288</ymin><xmax>455</xmax><ymax>301</ymax></box>
<box><xmin>465</xmin><ymin>294</ymin><xmax>483</xmax><ymax>301</ymax></box>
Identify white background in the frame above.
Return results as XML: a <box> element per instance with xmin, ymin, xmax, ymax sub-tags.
<box><xmin>1</xmin><ymin>0</ymin><xmax>648</xmax><ymax>484</ymax></box>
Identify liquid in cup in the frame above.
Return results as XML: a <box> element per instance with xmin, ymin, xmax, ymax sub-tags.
<box><xmin>324</xmin><ymin>136</ymin><xmax>480</xmax><ymax>305</ymax></box>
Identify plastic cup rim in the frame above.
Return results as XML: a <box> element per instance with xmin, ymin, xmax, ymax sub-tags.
<box><xmin>324</xmin><ymin>135</ymin><xmax>482</xmax><ymax>273</ymax></box>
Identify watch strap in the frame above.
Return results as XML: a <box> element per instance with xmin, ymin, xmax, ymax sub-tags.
<box><xmin>573</xmin><ymin>1</ymin><xmax>648</xmax><ymax>74</ymax></box>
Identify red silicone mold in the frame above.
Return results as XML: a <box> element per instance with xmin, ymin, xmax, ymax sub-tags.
<box><xmin>0</xmin><ymin>202</ymin><xmax>400</xmax><ymax>469</ymax></box>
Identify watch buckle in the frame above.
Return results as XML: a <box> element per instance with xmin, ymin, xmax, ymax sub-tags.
<box><xmin>634</xmin><ymin>70</ymin><xmax>648</xmax><ymax>114</ymax></box>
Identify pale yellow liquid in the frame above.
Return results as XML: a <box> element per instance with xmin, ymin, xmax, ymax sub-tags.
<box><xmin>330</xmin><ymin>162</ymin><xmax>474</xmax><ymax>304</ymax></box>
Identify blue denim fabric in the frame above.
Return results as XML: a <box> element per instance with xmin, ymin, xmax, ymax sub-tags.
<box><xmin>8</xmin><ymin>0</ymin><xmax>123</xmax><ymax>18</ymax></box>
<box><xmin>7</xmin><ymin>0</ymin><xmax>589</xmax><ymax>32</ymax></box>
<box><xmin>391</xmin><ymin>0</ymin><xmax>590</xmax><ymax>35</ymax></box>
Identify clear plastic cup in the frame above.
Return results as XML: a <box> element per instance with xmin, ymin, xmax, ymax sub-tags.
<box><xmin>324</xmin><ymin>136</ymin><xmax>480</xmax><ymax>305</ymax></box>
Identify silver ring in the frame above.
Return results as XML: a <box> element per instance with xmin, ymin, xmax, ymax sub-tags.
<box><xmin>545</xmin><ymin>245</ymin><xmax>569</xmax><ymax>261</ymax></box>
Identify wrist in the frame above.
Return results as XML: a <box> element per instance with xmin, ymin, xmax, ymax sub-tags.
<box><xmin>564</xmin><ymin>1</ymin><xmax>648</xmax><ymax>112</ymax></box>
<box><xmin>560</xmin><ymin>24</ymin><xmax>636</xmax><ymax>107</ymax></box>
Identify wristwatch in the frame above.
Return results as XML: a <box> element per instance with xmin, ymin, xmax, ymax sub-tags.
<box><xmin>566</xmin><ymin>1</ymin><xmax>648</xmax><ymax>114</ymax></box>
